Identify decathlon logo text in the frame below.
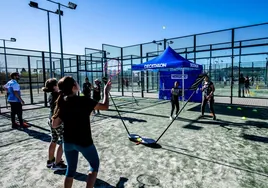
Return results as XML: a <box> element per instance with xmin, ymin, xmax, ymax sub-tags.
<box><xmin>144</xmin><ymin>63</ymin><xmax>167</xmax><ymax>69</ymax></box>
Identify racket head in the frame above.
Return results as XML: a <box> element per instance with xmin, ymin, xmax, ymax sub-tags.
<box><xmin>104</xmin><ymin>58</ymin><xmax>121</xmax><ymax>79</ymax></box>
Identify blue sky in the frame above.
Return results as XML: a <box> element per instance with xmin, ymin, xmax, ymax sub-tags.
<box><xmin>0</xmin><ymin>0</ymin><xmax>268</xmax><ymax>55</ymax></box>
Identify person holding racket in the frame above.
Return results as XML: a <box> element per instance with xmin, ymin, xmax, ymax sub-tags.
<box><xmin>170</xmin><ymin>81</ymin><xmax>181</xmax><ymax>120</ymax></box>
<box><xmin>201</xmin><ymin>75</ymin><xmax>216</xmax><ymax>120</ymax></box>
<box><xmin>52</xmin><ymin>76</ymin><xmax>111</xmax><ymax>188</ymax></box>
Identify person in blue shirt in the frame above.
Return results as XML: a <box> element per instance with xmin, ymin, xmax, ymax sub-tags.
<box><xmin>4</xmin><ymin>72</ymin><xmax>29</xmax><ymax>128</ymax></box>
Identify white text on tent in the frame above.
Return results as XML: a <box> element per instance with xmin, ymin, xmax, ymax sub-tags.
<box><xmin>144</xmin><ymin>63</ymin><xmax>167</xmax><ymax>69</ymax></box>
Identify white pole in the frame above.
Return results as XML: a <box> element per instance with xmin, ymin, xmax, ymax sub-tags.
<box><xmin>131</xmin><ymin>58</ymin><xmax>134</xmax><ymax>105</ymax></box>
<box><xmin>132</xmin><ymin>71</ymin><xmax>134</xmax><ymax>105</ymax></box>
<box><xmin>182</xmin><ymin>68</ymin><xmax>185</xmax><ymax>111</ymax></box>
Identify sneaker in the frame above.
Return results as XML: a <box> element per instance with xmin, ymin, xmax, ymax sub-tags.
<box><xmin>169</xmin><ymin>116</ymin><xmax>173</xmax><ymax>120</ymax></box>
<box><xmin>47</xmin><ymin>157</ymin><xmax>55</xmax><ymax>168</ymax></box>
<box><xmin>21</xmin><ymin>122</ymin><xmax>30</xmax><ymax>128</ymax></box>
<box><xmin>51</xmin><ymin>161</ymin><xmax>67</xmax><ymax>171</ymax></box>
<box><xmin>12</xmin><ymin>122</ymin><xmax>20</xmax><ymax>129</ymax></box>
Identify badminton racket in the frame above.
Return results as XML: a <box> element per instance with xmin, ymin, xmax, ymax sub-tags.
<box><xmin>103</xmin><ymin>59</ymin><xmax>131</xmax><ymax>135</ymax></box>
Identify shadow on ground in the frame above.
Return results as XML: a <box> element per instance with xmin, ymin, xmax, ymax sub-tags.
<box><xmin>159</xmin><ymin>147</ymin><xmax>268</xmax><ymax>178</ymax></box>
<box><xmin>188</xmin><ymin>103</ymin><xmax>268</xmax><ymax>120</ymax></box>
<box><xmin>242</xmin><ymin>133</ymin><xmax>268</xmax><ymax>143</ymax></box>
<box><xmin>9</xmin><ymin>122</ymin><xmax>51</xmax><ymax>143</ymax></box>
<box><xmin>100</xmin><ymin>114</ymin><xmax>147</xmax><ymax>124</ymax></box>
<box><xmin>180</xmin><ymin>115</ymin><xmax>268</xmax><ymax>130</ymax></box>
<box><xmin>54</xmin><ymin>171</ymin><xmax>128</xmax><ymax>187</ymax></box>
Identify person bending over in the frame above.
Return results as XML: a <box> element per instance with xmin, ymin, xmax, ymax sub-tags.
<box><xmin>52</xmin><ymin>76</ymin><xmax>111</xmax><ymax>188</ymax></box>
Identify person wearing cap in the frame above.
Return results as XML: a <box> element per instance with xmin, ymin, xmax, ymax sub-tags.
<box><xmin>93</xmin><ymin>79</ymin><xmax>102</xmax><ymax>115</ymax></box>
<box><xmin>82</xmin><ymin>77</ymin><xmax>92</xmax><ymax>98</ymax></box>
<box><xmin>4</xmin><ymin>72</ymin><xmax>29</xmax><ymax>128</ymax></box>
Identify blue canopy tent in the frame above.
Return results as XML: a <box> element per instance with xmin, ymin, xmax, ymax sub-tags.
<box><xmin>132</xmin><ymin>46</ymin><xmax>203</xmax><ymax>103</ymax></box>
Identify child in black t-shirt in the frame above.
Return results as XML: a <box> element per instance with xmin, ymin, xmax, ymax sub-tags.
<box><xmin>42</xmin><ymin>78</ymin><xmax>67</xmax><ymax>170</ymax></box>
<box><xmin>52</xmin><ymin>76</ymin><xmax>111</xmax><ymax>188</ymax></box>
<box><xmin>201</xmin><ymin>75</ymin><xmax>216</xmax><ymax>120</ymax></box>
<box><xmin>170</xmin><ymin>81</ymin><xmax>181</xmax><ymax>120</ymax></box>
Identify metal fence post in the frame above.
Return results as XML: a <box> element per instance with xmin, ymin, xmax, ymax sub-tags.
<box><xmin>27</xmin><ymin>56</ymin><xmax>34</xmax><ymax>104</ymax></box>
<box><xmin>76</xmin><ymin>55</ymin><xmax>79</xmax><ymax>84</ymax></box>
<box><xmin>121</xmin><ymin>47</ymin><xmax>124</xmax><ymax>96</ymax></box>
<box><xmin>193</xmin><ymin>35</ymin><xmax>196</xmax><ymax>63</ymax></box>
<box><xmin>238</xmin><ymin>41</ymin><xmax>242</xmax><ymax>97</ymax></box>
<box><xmin>231</xmin><ymin>29</ymin><xmax>235</xmax><ymax>104</ymax></box>
<box><xmin>42</xmin><ymin>52</ymin><xmax>48</xmax><ymax>107</ymax></box>
<box><xmin>140</xmin><ymin>44</ymin><xmax>144</xmax><ymax>98</ymax></box>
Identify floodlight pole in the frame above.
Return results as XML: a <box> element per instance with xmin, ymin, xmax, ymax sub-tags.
<box><xmin>47</xmin><ymin>0</ymin><xmax>77</xmax><ymax>77</ymax></box>
<box><xmin>47</xmin><ymin>11</ymin><xmax>53</xmax><ymax>78</ymax></box>
<box><xmin>3</xmin><ymin>40</ymin><xmax>8</xmax><ymax>82</ymax></box>
<box><xmin>29</xmin><ymin>1</ymin><xmax>59</xmax><ymax>78</ymax></box>
<box><xmin>58</xmin><ymin>3</ymin><xmax>64</xmax><ymax>77</ymax></box>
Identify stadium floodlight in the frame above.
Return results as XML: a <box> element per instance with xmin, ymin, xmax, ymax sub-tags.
<box><xmin>55</xmin><ymin>9</ymin><xmax>64</xmax><ymax>16</ymax></box>
<box><xmin>29</xmin><ymin>1</ymin><xmax>38</xmax><ymax>8</ymax></box>
<box><xmin>68</xmin><ymin>2</ymin><xmax>77</xmax><ymax>9</ymax></box>
<box><xmin>10</xmin><ymin>38</ymin><xmax>16</xmax><ymax>42</ymax></box>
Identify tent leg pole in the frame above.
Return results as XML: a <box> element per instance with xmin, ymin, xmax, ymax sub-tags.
<box><xmin>132</xmin><ymin>69</ymin><xmax>133</xmax><ymax>106</ymax></box>
<box><xmin>182</xmin><ymin>68</ymin><xmax>185</xmax><ymax>112</ymax></box>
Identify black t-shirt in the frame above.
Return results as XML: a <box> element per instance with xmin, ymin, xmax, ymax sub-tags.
<box><xmin>83</xmin><ymin>82</ymin><xmax>92</xmax><ymax>96</ymax></box>
<box><xmin>59</xmin><ymin>96</ymin><xmax>98</xmax><ymax>146</ymax></box>
<box><xmin>171</xmin><ymin>87</ymin><xmax>181</xmax><ymax>101</ymax></box>
<box><xmin>203</xmin><ymin>81</ymin><xmax>214</xmax><ymax>97</ymax></box>
<box><xmin>239</xmin><ymin>77</ymin><xmax>245</xmax><ymax>84</ymax></box>
<box><xmin>48</xmin><ymin>92</ymin><xmax>59</xmax><ymax>119</ymax></box>
<box><xmin>245</xmin><ymin>79</ymin><xmax>250</xmax><ymax>87</ymax></box>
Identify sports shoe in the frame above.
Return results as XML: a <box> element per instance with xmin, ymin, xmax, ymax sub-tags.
<box><xmin>169</xmin><ymin>116</ymin><xmax>173</xmax><ymax>120</ymax></box>
<box><xmin>51</xmin><ymin>161</ymin><xmax>67</xmax><ymax>171</ymax></box>
<box><xmin>12</xmin><ymin>122</ymin><xmax>20</xmax><ymax>129</ymax></box>
<box><xmin>21</xmin><ymin>122</ymin><xmax>30</xmax><ymax>128</ymax></box>
<box><xmin>47</xmin><ymin>157</ymin><xmax>55</xmax><ymax>168</ymax></box>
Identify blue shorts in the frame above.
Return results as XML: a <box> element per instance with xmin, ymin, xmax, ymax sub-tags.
<box><xmin>63</xmin><ymin>143</ymin><xmax>99</xmax><ymax>177</ymax></box>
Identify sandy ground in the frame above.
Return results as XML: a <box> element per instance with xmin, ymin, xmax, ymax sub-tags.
<box><xmin>0</xmin><ymin>96</ymin><xmax>268</xmax><ymax>188</ymax></box>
